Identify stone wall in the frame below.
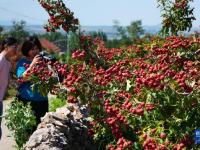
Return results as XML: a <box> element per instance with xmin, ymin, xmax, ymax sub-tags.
<box><xmin>24</xmin><ymin>104</ymin><xmax>96</xmax><ymax>150</ymax></box>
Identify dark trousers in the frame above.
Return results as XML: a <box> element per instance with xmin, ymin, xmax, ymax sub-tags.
<box><xmin>16</xmin><ymin>96</ymin><xmax>48</xmax><ymax>125</ymax></box>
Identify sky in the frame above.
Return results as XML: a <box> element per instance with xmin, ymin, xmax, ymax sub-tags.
<box><xmin>0</xmin><ymin>0</ymin><xmax>199</xmax><ymax>27</ymax></box>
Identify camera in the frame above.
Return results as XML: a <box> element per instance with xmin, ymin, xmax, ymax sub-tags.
<box><xmin>39</xmin><ymin>51</ymin><xmax>64</xmax><ymax>82</ymax></box>
<box><xmin>39</xmin><ymin>51</ymin><xmax>56</xmax><ymax>62</ymax></box>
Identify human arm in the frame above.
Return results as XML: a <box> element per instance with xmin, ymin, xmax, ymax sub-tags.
<box><xmin>17</xmin><ymin>55</ymin><xmax>41</xmax><ymax>81</ymax></box>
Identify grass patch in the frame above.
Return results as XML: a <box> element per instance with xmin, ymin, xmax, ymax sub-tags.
<box><xmin>5</xmin><ymin>88</ymin><xmax>17</xmax><ymax>100</ymax></box>
<box><xmin>49</xmin><ymin>97</ymin><xmax>66</xmax><ymax>112</ymax></box>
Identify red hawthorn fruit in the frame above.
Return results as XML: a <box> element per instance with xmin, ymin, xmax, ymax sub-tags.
<box><xmin>126</xmin><ymin>102</ymin><xmax>132</xmax><ymax>109</ymax></box>
<box><xmin>160</xmin><ymin>132</ymin><xmax>167</xmax><ymax>139</ymax></box>
<box><xmin>151</xmin><ymin>128</ymin><xmax>157</xmax><ymax>134</ymax></box>
<box><xmin>87</xmin><ymin>128</ymin><xmax>94</xmax><ymax>136</ymax></box>
<box><xmin>136</xmin><ymin>108</ymin><xmax>144</xmax><ymax>116</ymax></box>
<box><xmin>159</xmin><ymin>144</ymin><xmax>166</xmax><ymax>150</ymax></box>
<box><xmin>17</xmin><ymin>78</ymin><xmax>24</xmax><ymax>83</ymax></box>
<box><xmin>143</xmin><ymin>137</ymin><xmax>157</xmax><ymax>150</ymax></box>
<box><xmin>142</xmin><ymin>133</ymin><xmax>148</xmax><ymax>139</ymax></box>
<box><xmin>146</xmin><ymin>103</ymin><xmax>155</xmax><ymax>111</ymax></box>
<box><xmin>164</xmin><ymin>140</ymin><xmax>170</xmax><ymax>146</ymax></box>
<box><xmin>131</xmin><ymin>108</ymin><xmax>136</xmax><ymax>114</ymax></box>
<box><xmin>67</xmin><ymin>95</ymin><xmax>77</xmax><ymax>103</ymax></box>
<box><xmin>107</xmin><ymin>144</ymin><xmax>115</xmax><ymax>150</ymax></box>
<box><xmin>69</xmin><ymin>87</ymin><xmax>76</xmax><ymax>93</ymax></box>
<box><xmin>63</xmin><ymin>64</ymin><xmax>68</xmax><ymax>69</ymax></box>
<box><xmin>179</xmin><ymin>143</ymin><xmax>185</xmax><ymax>148</ymax></box>
<box><xmin>134</xmin><ymin>87</ymin><xmax>141</xmax><ymax>93</ymax></box>
<box><xmin>137</xmin><ymin>102</ymin><xmax>145</xmax><ymax>109</ymax></box>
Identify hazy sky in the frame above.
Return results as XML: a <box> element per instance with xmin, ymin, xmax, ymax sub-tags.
<box><xmin>0</xmin><ymin>0</ymin><xmax>199</xmax><ymax>26</ymax></box>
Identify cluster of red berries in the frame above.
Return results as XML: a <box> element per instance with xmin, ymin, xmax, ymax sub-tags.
<box><xmin>165</xmin><ymin>36</ymin><xmax>192</xmax><ymax>49</ymax></box>
<box><xmin>98</xmin><ymin>46</ymin><xmax>124</xmax><ymax>61</ymax></box>
<box><xmin>173</xmin><ymin>134</ymin><xmax>192</xmax><ymax>150</ymax></box>
<box><xmin>62</xmin><ymin>64</ymin><xmax>85</xmax><ymax>93</ymax></box>
<box><xmin>72</xmin><ymin>50</ymin><xmax>86</xmax><ymax>60</ymax></box>
<box><xmin>127</xmin><ymin>45</ymin><xmax>141</xmax><ymax>54</ymax></box>
<box><xmin>128</xmin><ymin>102</ymin><xmax>155</xmax><ymax>116</ymax></box>
<box><xmin>79</xmin><ymin>35</ymin><xmax>94</xmax><ymax>50</ymax></box>
<box><xmin>104</xmin><ymin>100</ymin><xmax>127</xmax><ymax>126</ymax></box>
<box><xmin>96</xmin><ymin>39</ymin><xmax>124</xmax><ymax>61</ymax></box>
<box><xmin>107</xmin><ymin>137</ymin><xmax>132</xmax><ymax>150</ymax></box>
<box><xmin>105</xmin><ymin>117</ymin><xmax>122</xmax><ymax>139</ymax></box>
<box><xmin>19</xmin><ymin>60</ymin><xmax>53</xmax><ymax>83</ymax></box>
<box><xmin>173</xmin><ymin>71</ymin><xmax>192</xmax><ymax>92</ymax></box>
<box><xmin>142</xmin><ymin>129</ymin><xmax>168</xmax><ymax>150</ymax></box>
<box><xmin>152</xmin><ymin>47</ymin><xmax>170</xmax><ymax>55</ymax></box>
<box><xmin>143</xmin><ymin>137</ymin><xmax>158</xmax><ymax>150</ymax></box>
<box><xmin>67</xmin><ymin>95</ymin><xmax>77</xmax><ymax>103</ymax></box>
<box><xmin>18</xmin><ymin>58</ymin><xmax>87</xmax><ymax>103</ymax></box>
<box><xmin>94</xmin><ymin>60</ymin><xmax>132</xmax><ymax>85</ymax></box>
<box><xmin>174</xmin><ymin>0</ymin><xmax>188</xmax><ymax>9</ymax></box>
<box><xmin>38</xmin><ymin>0</ymin><xmax>79</xmax><ymax>32</ymax></box>
<box><xmin>134</xmin><ymin>63</ymin><xmax>167</xmax><ymax>90</ymax></box>
<box><xmin>104</xmin><ymin>99</ymin><xmax>128</xmax><ymax>138</ymax></box>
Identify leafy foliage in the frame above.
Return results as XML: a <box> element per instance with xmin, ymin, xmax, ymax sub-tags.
<box><xmin>88</xmin><ymin>31</ymin><xmax>108</xmax><ymax>42</ymax></box>
<box><xmin>32</xmin><ymin>1</ymin><xmax>200</xmax><ymax>149</ymax></box>
<box><xmin>22</xmin><ymin>34</ymin><xmax>200</xmax><ymax>149</ymax></box>
<box><xmin>8</xmin><ymin>21</ymin><xmax>29</xmax><ymax>42</ymax></box>
<box><xmin>127</xmin><ymin>20</ymin><xmax>145</xmax><ymax>41</ymax></box>
<box><xmin>49</xmin><ymin>97</ymin><xmax>66</xmax><ymax>112</ymax></box>
<box><xmin>158</xmin><ymin>0</ymin><xmax>195</xmax><ymax>36</ymax></box>
<box><xmin>5</xmin><ymin>98</ymin><xmax>36</xmax><ymax>149</ymax></box>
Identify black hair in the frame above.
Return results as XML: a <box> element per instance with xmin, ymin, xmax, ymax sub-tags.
<box><xmin>21</xmin><ymin>36</ymin><xmax>42</xmax><ymax>57</ymax></box>
<box><xmin>21</xmin><ymin>41</ymin><xmax>35</xmax><ymax>57</ymax></box>
<box><xmin>0</xmin><ymin>37</ymin><xmax>18</xmax><ymax>52</ymax></box>
<box><xmin>26</xmin><ymin>36</ymin><xmax>42</xmax><ymax>51</ymax></box>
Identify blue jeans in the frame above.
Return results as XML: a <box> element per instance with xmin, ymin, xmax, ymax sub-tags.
<box><xmin>0</xmin><ymin>101</ymin><xmax>3</xmax><ymax>140</ymax></box>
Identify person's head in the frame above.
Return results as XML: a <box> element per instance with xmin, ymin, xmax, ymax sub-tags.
<box><xmin>0</xmin><ymin>37</ymin><xmax>18</xmax><ymax>57</ymax></box>
<box><xmin>26</xmin><ymin>36</ymin><xmax>42</xmax><ymax>51</ymax></box>
<box><xmin>21</xmin><ymin>36</ymin><xmax>42</xmax><ymax>59</ymax></box>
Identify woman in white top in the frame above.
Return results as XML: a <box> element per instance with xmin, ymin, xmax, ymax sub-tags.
<box><xmin>0</xmin><ymin>37</ymin><xmax>18</xmax><ymax>139</ymax></box>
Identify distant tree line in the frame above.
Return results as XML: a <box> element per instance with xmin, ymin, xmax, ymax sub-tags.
<box><xmin>0</xmin><ymin>19</ymin><xmax>150</xmax><ymax>51</ymax></box>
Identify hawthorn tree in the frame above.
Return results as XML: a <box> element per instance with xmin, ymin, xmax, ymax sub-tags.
<box><xmin>38</xmin><ymin>0</ymin><xmax>79</xmax><ymax>32</ymax></box>
<box><xmin>32</xmin><ymin>1</ymin><xmax>200</xmax><ymax>149</ymax></box>
<box><xmin>157</xmin><ymin>0</ymin><xmax>196</xmax><ymax>36</ymax></box>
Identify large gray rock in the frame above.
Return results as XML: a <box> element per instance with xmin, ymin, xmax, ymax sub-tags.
<box><xmin>24</xmin><ymin>104</ymin><xmax>96</xmax><ymax>150</ymax></box>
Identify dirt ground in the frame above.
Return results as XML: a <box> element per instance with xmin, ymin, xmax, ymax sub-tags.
<box><xmin>0</xmin><ymin>99</ymin><xmax>16</xmax><ymax>150</ymax></box>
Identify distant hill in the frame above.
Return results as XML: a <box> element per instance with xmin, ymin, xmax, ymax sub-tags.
<box><xmin>1</xmin><ymin>24</ymin><xmax>47</xmax><ymax>34</ymax></box>
<box><xmin>0</xmin><ymin>24</ymin><xmax>162</xmax><ymax>39</ymax></box>
<box><xmin>0</xmin><ymin>21</ymin><xmax>199</xmax><ymax>39</ymax></box>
